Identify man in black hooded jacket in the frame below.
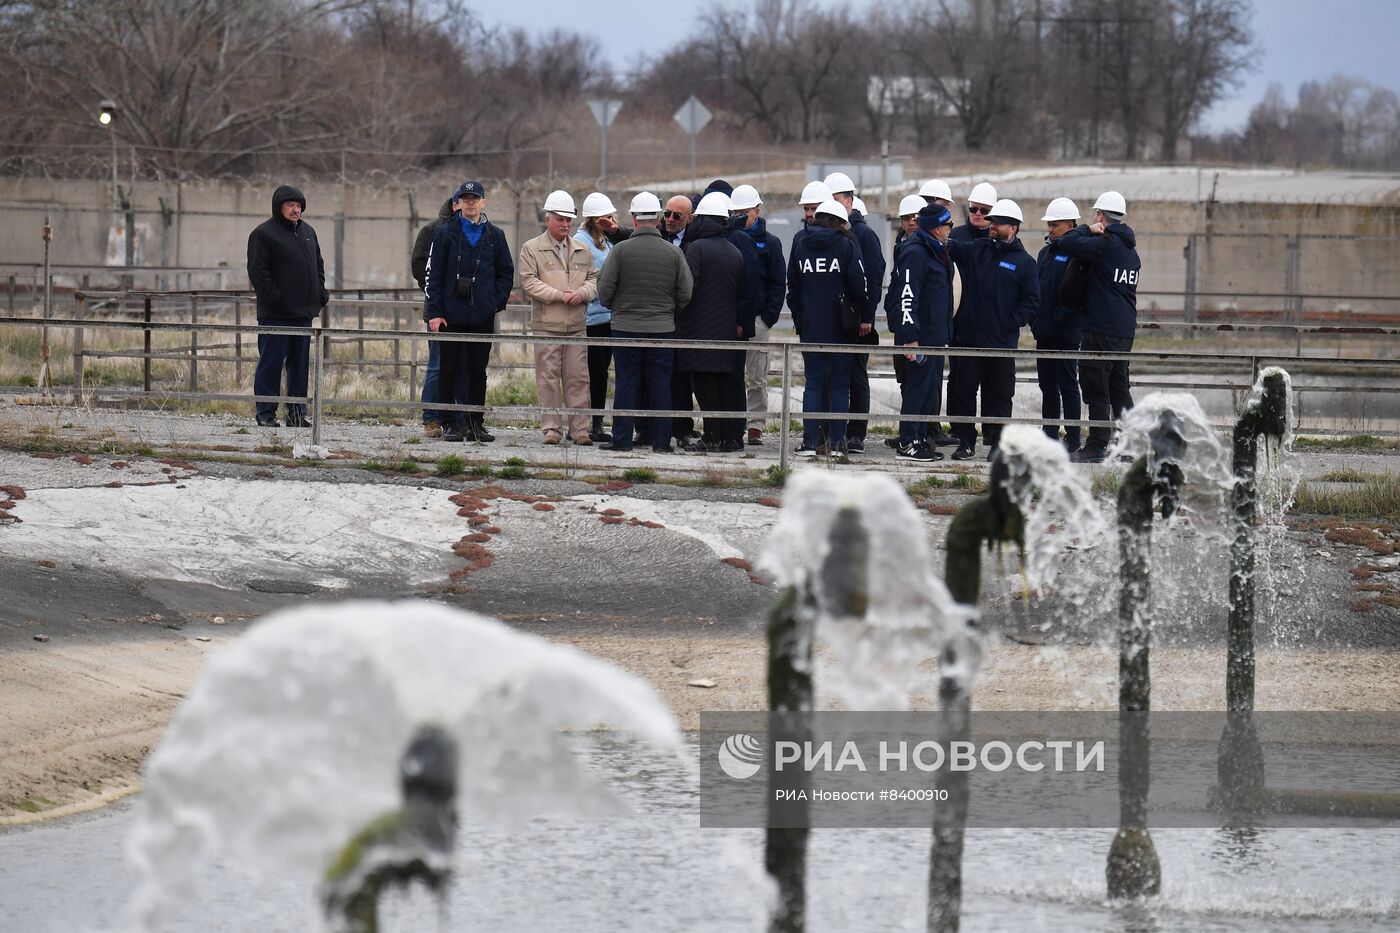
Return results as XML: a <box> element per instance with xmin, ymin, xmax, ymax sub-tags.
<box><xmin>247</xmin><ymin>184</ymin><xmax>327</xmax><ymax>427</ymax></box>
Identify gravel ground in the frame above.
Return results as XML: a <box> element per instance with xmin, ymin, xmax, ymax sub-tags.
<box><xmin>1</xmin><ymin>401</ymin><xmax>1397</xmax><ymax>824</ymax></box>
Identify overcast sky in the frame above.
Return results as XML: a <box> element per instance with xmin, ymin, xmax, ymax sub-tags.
<box><xmin>481</xmin><ymin>0</ymin><xmax>1400</xmax><ymax>134</ymax></box>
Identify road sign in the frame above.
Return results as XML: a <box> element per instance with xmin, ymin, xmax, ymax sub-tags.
<box><xmin>674</xmin><ymin>96</ymin><xmax>713</xmax><ymax>190</ymax></box>
<box><xmin>587</xmin><ymin>98</ymin><xmax>623</xmax><ymax>130</ymax></box>
<box><xmin>587</xmin><ymin>99</ymin><xmax>624</xmax><ymax>185</ymax></box>
<box><xmin>673</xmin><ymin>95</ymin><xmax>712</xmax><ymax>136</ymax></box>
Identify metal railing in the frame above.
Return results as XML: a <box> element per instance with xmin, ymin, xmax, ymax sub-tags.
<box><xmin>6</xmin><ymin>295</ymin><xmax>1400</xmax><ymax>472</ymax></box>
<box><xmin>41</xmin><ymin>289</ymin><xmax>1400</xmax><ymax>387</ymax></box>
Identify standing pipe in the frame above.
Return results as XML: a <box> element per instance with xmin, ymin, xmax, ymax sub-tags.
<box><xmin>765</xmin><ymin>507</ymin><xmax>869</xmax><ymax>932</ymax></box>
<box><xmin>766</xmin><ymin>582</ymin><xmax>813</xmax><ymax>933</ymax></box>
<box><xmin>1106</xmin><ymin>412</ymin><xmax>1184</xmax><ymax>899</ymax></box>
<box><xmin>929</xmin><ymin>457</ymin><xmax>1022</xmax><ymax>933</ymax></box>
<box><xmin>1217</xmin><ymin>369</ymin><xmax>1289</xmax><ymax>816</ymax></box>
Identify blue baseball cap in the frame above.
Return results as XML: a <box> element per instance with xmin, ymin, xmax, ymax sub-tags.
<box><xmin>917</xmin><ymin>205</ymin><xmax>953</xmax><ymax>233</ymax></box>
<box><xmin>452</xmin><ymin>180</ymin><xmax>486</xmax><ymax>200</ymax></box>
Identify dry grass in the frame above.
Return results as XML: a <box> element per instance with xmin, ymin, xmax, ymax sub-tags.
<box><xmin>1091</xmin><ymin>468</ymin><xmax>1125</xmax><ymax>499</ymax></box>
<box><xmin>1292</xmin><ymin>474</ymin><xmax>1400</xmax><ymax>521</ymax></box>
<box><xmin>1</xmin><ymin>313</ymin><xmax>537</xmax><ymax>419</ymax></box>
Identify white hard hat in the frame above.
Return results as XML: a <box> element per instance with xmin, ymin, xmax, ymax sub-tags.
<box><xmin>823</xmin><ymin>171</ymin><xmax>856</xmax><ymax>195</ymax></box>
<box><xmin>967</xmin><ymin>182</ymin><xmax>998</xmax><ymax>206</ymax></box>
<box><xmin>629</xmin><ymin>191</ymin><xmax>662</xmax><ymax>215</ymax></box>
<box><xmin>919</xmin><ymin>179</ymin><xmax>953</xmax><ymax>202</ymax></box>
<box><xmin>987</xmin><ymin>198</ymin><xmax>1024</xmax><ymax>224</ymax></box>
<box><xmin>695</xmin><ymin>191</ymin><xmax>731</xmax><ymax>218</ymax></box>
<box><xmin>542</xmin><ymin>189</ymin><xmax>576</xmax><ymax>217</ymax></box>
<box><xmin>814</xmin><ymin>199</ymin><xmax>848</xmax><ymax>222</ymax></box>
<box><xmin>1093</xmin><ymin>190</ymin><xmax>1127</xmax><ymax>216</ymax></box>
<box><xmin>798</xmin><ymin>180</ymin><xmax>832</xmax><ymax>206</ymax></box>
<box><xmin>1041</xmin><ymin>197</ymin><xmax>1081</xmax><ymax>222</ymax></box>
<box><xmin>852</xmin><ymin>196</ymin><xmax>869</xmax><ymax>216</ymax></box>
<box><xmin>730</xmin><ymin>184</ymin><xmax>762</xmax><ymax>211</ymax></box>
<box><xmin>581</xmin><ymin>192</ymin><xmax>617</xmax><ymax>218</ymax></box>
<box><xmin>897</xmin><ymin>194</ymin><xmax>926</xmax><ymax>217</ymax></box>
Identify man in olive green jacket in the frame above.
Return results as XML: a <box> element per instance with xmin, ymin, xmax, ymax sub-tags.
<box><xmin>518</xmin><ymin>190</ymin><xmax>598</xmax><ymax>444</ymax></box>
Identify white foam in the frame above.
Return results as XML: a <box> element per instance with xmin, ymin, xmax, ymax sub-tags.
<box><xmin>760</xmin><ymin>470</ymin><xmax>969</xmax><ymax>710</ymax></box>
<box><xmin>124</xmin><ymin>600</ymin><xmax>681</xmax><ymax>930</ymax></box>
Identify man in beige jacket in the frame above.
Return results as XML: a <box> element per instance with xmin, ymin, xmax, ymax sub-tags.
<box><xmin>518</xmin><ymin>190</ymin><xmax>599</xmax><ymax>444</ymax></box>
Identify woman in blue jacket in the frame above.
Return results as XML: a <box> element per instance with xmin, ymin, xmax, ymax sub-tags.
<box><xmin>576</xmin><ymin>193</ymin><xmax>622</xmax><ymax>442</ymax></box>
<box><xmin>423</xmin><ymin>181</ymin><xmax>514</xmax><ymax>443</ymax></box>
<box><xmin>785</xmin><ymin>200</ymin><xmax>869</xmax><ymax>457</ymax></box>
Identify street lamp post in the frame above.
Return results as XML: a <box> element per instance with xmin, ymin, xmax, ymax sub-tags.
<box><xmin>98</xmin><ymin>99</ymin><xmax>131</xmax><ymax>289</ymax></box>
<box><xmin>99</xmin><ymin>99</ymin><xmax>118</xmax><ymax>217</ymax></box>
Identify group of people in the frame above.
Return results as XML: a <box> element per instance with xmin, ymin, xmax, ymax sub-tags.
<box><xmin>880</xmin><ymin>180</ymin><xmax>1142</xmax><ymax>464</ymax></box>
<box><xmin>413</xmin><ymin>177</ymin><xmax>785</xmax><ymax>453</ymax></box>
<box><xmin>246</xmin><ymin>173</ymin><xmax>1142</xmax><ymax>464</ymax></box>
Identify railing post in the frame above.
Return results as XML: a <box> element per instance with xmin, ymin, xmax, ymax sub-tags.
<box><xmin>189</xmin><ymin>295</ymin><xmax>199</xmax><ymax>393</ymax></box>
<box><xmin>392</xmin><ymin>305</ymin><xmax>401</xmax><ymax>373</ymax></box>
<box><xmin>143</xmin><ymin>296</ymin><xmax>152</xmax><ymax>394</ymax></box>
<box><xmin>356</xmin><ymin>289</ymin><xmax>365</xmax><ymax>373</ymax></box>
<box><xmin>322</xmin><ymin>300</ymin><xmax>333</xmax><ymax>364</ymax></box>
<box><xmin>235</xmin><ymin>299</ymin><xmax>244</xmax><ymax>387</ymax></box>
<box><xmin>311</xmin><ymin>320</ymin><xmax>324</xmax><ymax>448</ymax></box>
<box><xmin>779</xmin><ymin>343</ymin><xmax>792</xmax><ymax>474</ymax></box>
<box><xmin>1183</xmin><ymin>233</ymin><xmax>1198</xmax><ymax>341</ymax></box>
<box><xmin>71</xmin><ymin>322</ymin><xmax>85</xmax><ymax>404</ymax></box>
<box><xmin>6</xmin><ymin>275</ymin><xmax>13</xmax><ymax>314</ymax></box>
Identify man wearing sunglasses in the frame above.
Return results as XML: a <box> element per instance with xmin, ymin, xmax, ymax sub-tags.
<box><xmin>951</xmin><ymin>181</ymin><xmax>998</xmax><ymax>243</ymax></box>
<box><xmin>663</xmin><ymin>196</ymin><xmax>692</xmax><ymax>249</ymax></box>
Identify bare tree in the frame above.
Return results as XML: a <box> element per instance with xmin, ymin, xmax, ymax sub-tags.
<box><xmin>1152</xmin><ymin>0</ymin><xmax>1252</xmax><ymax>161</ymax></box>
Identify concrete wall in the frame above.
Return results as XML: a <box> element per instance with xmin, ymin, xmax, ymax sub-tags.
<box><xmin>2</xmin><ymin>177</ymin><xmax>1397</xmax><ymax>320</ymax></box>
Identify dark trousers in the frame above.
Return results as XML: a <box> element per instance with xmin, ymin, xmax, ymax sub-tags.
<box><xmin>947</xmin><ymin>353</ymin><xmax>1016</xmax><ymax>448</ymax></box>
<box><xmin>612</xmin><ymin>330</ymin><xmax>674</xmax><ymax>450</ymax></box>
<box><xmin>802</xmin><ymin>350</ymin><xmax>853</xmax><ymax>449</ymax></box>
<box><xmin>846</xmin><ymin>330</ymin><xmax>879</xmax><ymax>441</ymax></box>
<box><xmin>586</xmin><ymin>321</ymin><xmax>612</xmax><ymax>431</ymax></box>
<box><xmin>432</xmin><ymin>319</ymin><xmax>493</xmax><ymax>431</ymax></box>
<box><xmin>690</xmin><ymin>371</ymin><xmax>744</xmax><ymax>446</ymax></box>
<box><xmin>671</xmin><ymin>369</ymin><xmax>695</xmax><ymax>440</ymax></box>
<box><xmin>1036</xmin><ymin>344</ymin><xmax>1082</xmax><ymax>450</ymax></box>
<box><xmin>254</xmin><ymin>318</ymin><xmax>311</xmax><ymax>420</ymax></box>
<box><xmin>1079</xmin><ymin>332</ymin><xmax>1134</xmax><ymax>451</ymax></box>
<box><xmin>899</xmin><ymin>353</ymin><xmax>944</xmax><ymax>445</ymax></box>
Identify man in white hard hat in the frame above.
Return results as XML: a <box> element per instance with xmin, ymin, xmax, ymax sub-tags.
<box><xmin>1055</xmin><ymin>190</ymin><xmax>1140</xmax><ymax>463</ymax></box>
<box><xmin>796</xmin><ymin>180</ymin><xmax>833</xmax><ymax>230</ymax></box>
<box><xmin>822</xmin><ymin>171</ymin><xmax>884</xmax><ymax>455</ymax></box>
<box><xmin>518</xmin><ymin>189</ymin><xmax>598</xmax><ymax>445</ymax></box>
<box><xmin>939</xmin><ymin>198</ymin><xmax>1039</xmax><ymax>461</ymax></box>
<box><xmin>729</xmin><ymin>184</ymin><xmax>787</xmax><ymax>445</ymax></box>
<box><xmin>596</xmin><ymin>191</ymin><xmax>693</xmax><ymax>453</ymax></box>
<box><xmin>678</xmin><ymin>191</ymin><xmax>748</xmax><ymax>452</ymax></box>
<box><xmin>919</xmin><ymin>179</ymin><xmax>954</xmax><ymax>208</ymax></box>
<box><xmin>952</xmin><ymin>181</ymin><xmax>997</xmax><ymax>243</ymax></box>
<box><xmin>786</xmin><ymin>198</ymin><xmax>868</xmax><ymax>457</ymax></box>
<box><xmin>1033</xmin><ymin>198</ymin><xmax>1087</xmax><ymax>454</ymax></box>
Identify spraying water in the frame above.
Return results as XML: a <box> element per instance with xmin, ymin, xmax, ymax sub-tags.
<box><xmin>123</xmin><ymin>601</ymin><xmax>680</xmax><ymax>932</ymax></box>
<box><xmin>1109</xmin><ymin>392</ymin><xmax>1233</xmax><ymax>531</ymax></box>
<box><xmin>760</xmin><ymin>470</ymin><xmax>968</xmax><ymax>711</ymax></box>
<box><xmin>997</xmin><ymin>425</ymin><xmax>1112</xmax><ymax>592</ymax></box>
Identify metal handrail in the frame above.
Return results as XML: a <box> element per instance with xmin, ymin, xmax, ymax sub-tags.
<box><xmin>7</xmin><ymin>312</ymin><xmax>1399</xmax><ymax>472</ymax></box>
